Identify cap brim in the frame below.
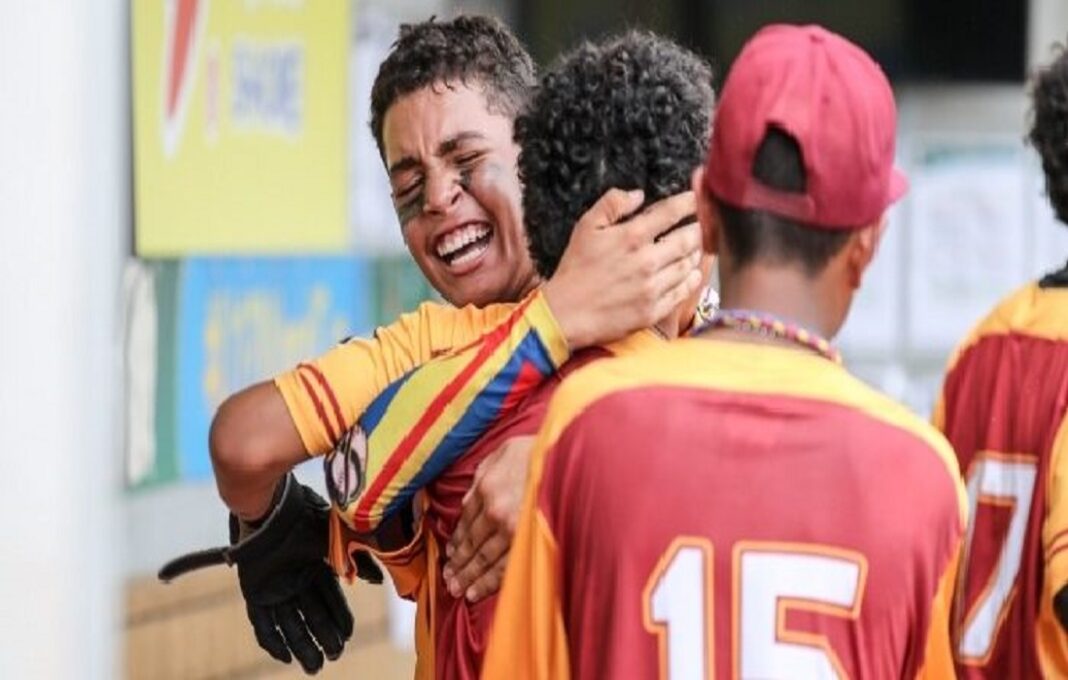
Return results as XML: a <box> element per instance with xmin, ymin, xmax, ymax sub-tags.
<box><xmin>887</xmin><ymin>167</ymin><xmax>909</xmax><ymax>205</ymax></box>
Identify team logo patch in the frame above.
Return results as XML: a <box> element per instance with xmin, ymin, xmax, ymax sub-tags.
<box><xmin>324</xmin><ymin>426</ymin><xmax>368</xmax><ymax>510</ymax></box>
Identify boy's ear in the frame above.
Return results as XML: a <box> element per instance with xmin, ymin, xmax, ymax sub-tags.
<box><xmin>845</xmin><ymin>215</ymin><xmax>887</xmax><ymax>289</ymax></box>
<box><xmin>692</xmin><ymin>167</ymin><xmax>719</xmax><ymax>256</ymax></box>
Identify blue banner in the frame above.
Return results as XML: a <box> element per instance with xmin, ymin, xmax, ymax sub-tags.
<box><xmin>176</xmin><ymin>257</ymin><xmax>372</xmax><ymax>480</ymax></box>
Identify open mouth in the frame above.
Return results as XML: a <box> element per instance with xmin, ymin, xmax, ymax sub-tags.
<box><xmin>435</xmin><ymin>222</ymin><xmax>493</xmax><ymax>268</ymax></box>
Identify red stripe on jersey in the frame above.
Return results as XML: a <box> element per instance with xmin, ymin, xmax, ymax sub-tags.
<box><xmin>1048</xmin><ymin>528</ymin><xmax>1068</xmax><ymax>551</ymax></box>
<box><xmin>299</xmin><ymin>362</ymin><xmax>346</xmax><ymax>440</ymax></box>
<box><xmin>354</xmin><ymin>296</ymin><xmax>535</xmax><ymax>530</ymax></box>
<box><xmin>297</xmin><ymin>369</ymin><xmax>338</xmax><ymax>443</ymax></box>
<box><xmin>1048</xmin><ymin>543</ymin><xmax>1068</xmax><ymax>564</ymax></box>
<box><xmin>498</xmin><ymin>361</ymin><xmax>544</xmax><ymax>414</ymax></box>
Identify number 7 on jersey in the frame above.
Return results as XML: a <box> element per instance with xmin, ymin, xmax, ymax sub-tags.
<box><xmin>955</xmin><ymin>452</ymin><xmax>1038</xmax><ymax>665</ymax></box>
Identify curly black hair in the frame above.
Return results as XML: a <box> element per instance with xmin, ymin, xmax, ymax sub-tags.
<box><xmin>370</xmin><ymin>15</ymin><xmax>536</xmax><ymax>159</ymax></box>
<box><xmin>516</xmin><ymin>31</ymin><xmax>715</xmax><ymax>278</ymax></box>
<box><xmin>1029</xmin><ymin>43</ymin><xmax>1068</xmax><ymax>226</ymax></box>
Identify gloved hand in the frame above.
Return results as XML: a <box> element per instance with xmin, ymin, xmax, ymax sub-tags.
<box><xmin>158</xmin><ymin>474</ymin><xmax>383</xmax><ymax>674</ymax></box>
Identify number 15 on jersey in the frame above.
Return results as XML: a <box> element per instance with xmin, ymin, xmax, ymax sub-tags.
<box><xmin>643</xmin><ymin>537</ymin><xmax>866</xmax><ymax>680</ymax></box>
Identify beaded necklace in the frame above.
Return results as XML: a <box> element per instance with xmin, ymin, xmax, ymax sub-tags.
<box><xmin>691</xmin><ymin>307</ymin><xmax>842</xmax><ymax>365</ymax></box>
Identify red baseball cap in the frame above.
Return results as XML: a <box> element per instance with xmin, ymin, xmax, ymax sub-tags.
<box><xmin>705</xmin><ymin>24</ymin><xmax>908</xmax><ymax>230</ymax></box>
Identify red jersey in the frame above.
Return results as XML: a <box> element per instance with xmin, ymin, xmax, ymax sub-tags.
<box><xmin>332</xmin><ymin>331</ymin><xmax>663</xmax><ymax>679</ymax></box>
<box><xmin>429</xmin><ymin>345</ymin><xmax>614</xmax><ymax>679</ymax></box>
<box><xmin>485</xmin><ymin>339</ymin><xmax>966</xmax><ymax>680</ymax></box>
<box><xmin>935</xmin><ymin>281</ymin><xmax>1068</xmax><ymax>678</ymax></box>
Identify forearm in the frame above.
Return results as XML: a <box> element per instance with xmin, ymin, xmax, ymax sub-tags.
<box><xmin>211</xmin><ymin>456</ymin><xmax>286</xmax><ymax>522</ymax></box>
<box><xmin>210</xmin><ymin>382</ymin><xmax>309</xmax><ymax>521</ymax></box>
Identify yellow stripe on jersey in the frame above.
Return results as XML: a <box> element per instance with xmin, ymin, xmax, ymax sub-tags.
<box><xmin>917</xmin><ymin>545</ymin><xmax>962</xmax><ymax>679</ymax></box>
<box><xmin>360</xmin><ymin>292</ymin><xmax>568</xmax><ymax>481</ymax></box>
<box><xmin>1039</xmin><ymin>407</ymin><xmax>1068</xmax><ymax>677</ymax></box>
<box><xmin>275</xmin><ymin>291</ymin><xmax>564</xmax><ymax>456</ymax></box>
<box><xmin>534</xmin><ymin>338</ymin><xmax>968</xmax><ymax>529</ymax></box>
<box><xmin>483</xmin><ymin>414</ymin><xmax>571</xmax><ymax>680</ymax></box>
<box><xmin>602</xmin><ymin>328</ymin><xmax>665</xmax><ymax>356</ymax></box>
<box><xmin>943</xmin><ymin>282</ymin><xmax>1068</xmax><ymax>376</ymax></box>
<box><xmin>351</xmin><ymin>292</ymin><xmax>569</xmax><ymax>530</ymax></box>
<box><xmin>1045</xmin><ymin>415</ymin><xmax>1068</xmax><ymax>607</ymax></box>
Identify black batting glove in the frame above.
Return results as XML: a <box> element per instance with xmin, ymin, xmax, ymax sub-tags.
<box><xmin>158</xmin><ymin>475</ymin><xmax>382</xmax><ymax>674</ymax></box>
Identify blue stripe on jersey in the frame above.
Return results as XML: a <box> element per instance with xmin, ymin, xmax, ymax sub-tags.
<box><xmin>525</xmin><ymin>328</ymin><xmax>556</xmax><ymax>375</ymax></box>
<box><xmin>359</xmin><ymin>369</ymin><xmax>416</xmax><ymax>436</ymax></box>
<box><xmin>379</xmin><ymin>330</ymin><xmax>553</xmax><ymax>522</ymax></box>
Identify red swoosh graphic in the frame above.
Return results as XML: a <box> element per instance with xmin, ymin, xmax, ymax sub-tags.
<box><xmin>167</xmin><ymin>0</ymin><xmax>199</xmax><ymax>118</ymax></box>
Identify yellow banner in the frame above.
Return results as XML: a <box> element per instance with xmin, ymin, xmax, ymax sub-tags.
<box><xmin>133</xmin><ymin>0</ymin><xmax>349</xmax><ymax>255</ymax></box>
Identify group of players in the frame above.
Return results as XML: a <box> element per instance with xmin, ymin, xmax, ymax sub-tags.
<box><xmin>160</xmin><ymin>14</ymin><xmax>1068</xmax><ymax>680</ymax></box>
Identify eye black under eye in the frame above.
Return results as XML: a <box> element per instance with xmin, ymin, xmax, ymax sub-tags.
<box><xmin>395</xmin><ymin>181</ymin><xmax>422</xmax><ymax>200</ymax></box>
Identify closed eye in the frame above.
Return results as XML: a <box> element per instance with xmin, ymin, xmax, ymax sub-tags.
<box><xmin>454</xmin><ymin>151</ymin><xmax>484</xmax><ymax>167</ymax></box>
<box><xmin>393</xmin><ymin>178</ymin><xmax>423</xmax><ymax>201</ymax></box>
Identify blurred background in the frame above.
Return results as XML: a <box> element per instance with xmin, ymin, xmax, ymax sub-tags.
<box><xmin>2</xmin><ymin>0</ymin><xmax>1067</xmax><ymax>677</ymax></box>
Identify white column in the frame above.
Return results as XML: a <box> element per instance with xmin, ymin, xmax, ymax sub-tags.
<box><xmin>0</xmin><ymin>2</ymin><xmax>126</xmax><ymax>678</ymax></box>
<box><xmin>1029</xmin><ymin>0</ymin><xmax>1068</xmax><ymax>71</ymax></box>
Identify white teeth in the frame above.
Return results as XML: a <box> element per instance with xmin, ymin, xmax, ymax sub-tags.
<box><xmin>436</xmin><ymin>223</ymin><xmax>491</xmax><ymax>258</ymax></box>
<box><xmin>450</xmin><ymin>239</ymin><xmax>490</xmax><ymax>266</ymax></box>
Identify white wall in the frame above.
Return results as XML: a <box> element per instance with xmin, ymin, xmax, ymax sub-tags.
<box><xmin>0</xmin><ymin>2</ymin><xmax>127</xmax><ymax>677</ymax></box>
<box><xmin>1030</xmin><ymin>0</ymin><xmax>1068</xmax><ymax>71</ymax></box>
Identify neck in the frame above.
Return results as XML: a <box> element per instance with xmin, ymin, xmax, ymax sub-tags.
<box><xmin>653</xmin><ymin>315</ymin><xmax>681</xmax><ymax>340</ymax></box>
<box><xmin>717</xmin><ymin>264</ymin><xmax>837</xmax><ymax>340</ymax></box>
<box><xmin>517</xmin><ymin>273</ymin><xmax>543</xmax><ymax>301</ymax></box>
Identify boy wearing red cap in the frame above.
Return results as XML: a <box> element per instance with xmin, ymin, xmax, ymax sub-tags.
<box><xmin>934</xmin><ymin>44</ymin><xmax>1068</xmax><ymax>679</ymax></box>
<box><xmin>484</xmin><ymin>24</ymin><xmax>966</xmax><ymax>679</ymax></box>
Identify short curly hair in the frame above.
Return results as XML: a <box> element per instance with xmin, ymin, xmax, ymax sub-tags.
<box><xmin>1029</xmin><ymin>43</ymin><xmax>1068</xmax><ymax>226</ymax></box>
<box><xmin>516</xmin><ymin>32</ymin><xmax>715</xmax><ymax>278</ymax></box>
<box><xmin>370</xmin><ymin>15</ymin><xmax>536</xmax><ymax>159</ymax></box>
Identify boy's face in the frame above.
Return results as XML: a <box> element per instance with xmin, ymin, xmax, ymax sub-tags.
<box><xmin>382</xmin><ymin>83</ymin><xmax>537</xmax><ymax>307</ymax></box>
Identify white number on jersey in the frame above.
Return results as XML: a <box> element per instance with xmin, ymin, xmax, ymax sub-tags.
<box><xmin>644</xmin><ymin>539</ymin><xmax>713</xmax><ymax>680</ymax></box>
<box><xmin>739</xmin><ymin>546</ymin><xmax>863</xmax><ymax>679</ymax></box>
<box><xmin>956</xmin><ymin>453</ymin><xmax>1038</xmax><ymax>663</ymax></box>
<box><xmin>644</xmin><ymin>538</ymin><xmax>866</xmax><ymax>680</ymax></box>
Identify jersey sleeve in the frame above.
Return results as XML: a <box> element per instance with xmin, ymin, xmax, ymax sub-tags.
<box><xmin>275</xmin><ymin>293</ymin><xmax>564</xmax><ymax>455</ymax></box>
<box><xmin>1045</xmin><ymin>416</ymin><xmax>1068</xmax><ymax>596</ymax></box>
<box><xmin>916</xmin><ymin>544</ymin><xmax>961</xmax><ymax>679</ymax></box>
<box><xmin>337</xmin><ymin>291</ymin><xmax>571</xmax><ymax>533</ymax></box>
